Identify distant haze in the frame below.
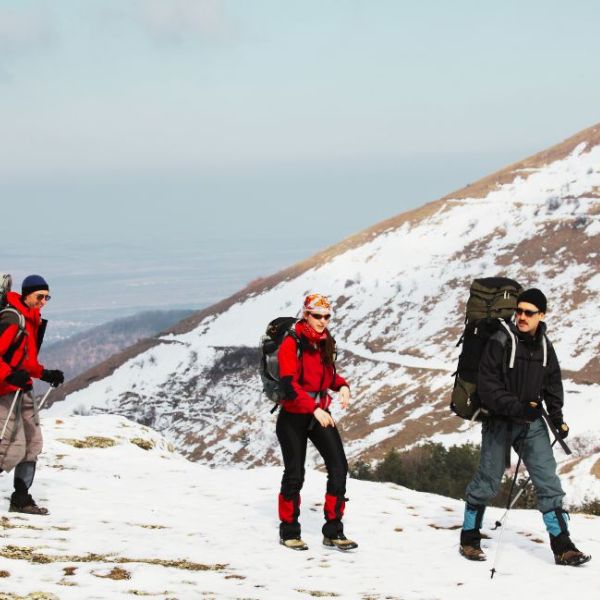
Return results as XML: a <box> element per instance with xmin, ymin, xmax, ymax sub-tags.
<box><xmin>2</xmin><ymin>1</ymin><xmax>599</xmax><ymax>339</ymax></box>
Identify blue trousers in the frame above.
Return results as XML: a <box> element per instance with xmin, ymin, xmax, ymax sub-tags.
<box><xmin>463</xmin><ymin>418</ymin><xmax>565</xmax><ymax>531</ymax></box>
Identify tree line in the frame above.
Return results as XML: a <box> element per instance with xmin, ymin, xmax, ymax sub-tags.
<box><xmin>349</xmin><ymin>442</ymin><xmax>599</xmax><ymax>514</ymax></box>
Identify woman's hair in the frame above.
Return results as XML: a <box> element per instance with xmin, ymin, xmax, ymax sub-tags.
<box><xmin>322</xmin><ymin>330</ymin><xmax>336</xmax><ymax>366</ymax></box>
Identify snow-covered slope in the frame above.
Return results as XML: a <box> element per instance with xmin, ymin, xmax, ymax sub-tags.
<box><xmin>50</xmin><ymin>125</ymin><xmax>600</xmax><ymax>493</ymax></box>
<box><xmin>0</xmin><ymin>416</ymin><xmax>597</xmax><ymax>600</ymax></box>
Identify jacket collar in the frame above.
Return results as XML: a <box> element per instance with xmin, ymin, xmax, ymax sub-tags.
<box><xmin>517</xmin><ymin>319</ymin><xmax>547</xmax><ymax>346</ymax></box>
<box><xmin>6</xmin><ymin>291</ymin><xmax>41</xmax><ymax>325</ymax></box>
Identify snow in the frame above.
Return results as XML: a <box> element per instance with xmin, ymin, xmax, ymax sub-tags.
<box><xmin>0</xmin><ymin>415</ymin><xmax>598</xmax><ymax>600</ymax></box>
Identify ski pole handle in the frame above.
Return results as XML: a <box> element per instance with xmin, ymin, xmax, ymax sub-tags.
<box><xmin>541</xmin><ymin>407</ymin><xmax>572</xmax><ymax>455</ymax></box>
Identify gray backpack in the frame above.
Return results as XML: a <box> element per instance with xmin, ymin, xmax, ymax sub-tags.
<box><xmin>0</xmin><ymin>274</ymin><xmax>27</xmax><ymax>363</ymax></box>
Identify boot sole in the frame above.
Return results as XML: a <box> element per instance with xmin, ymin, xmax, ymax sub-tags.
<box><xmin>555</xmin><ymin>554</ymin><xmax>592</xmax><ymax>566</ymax></box>
<box><xmin>459</xmin><ymin>546</ymin><xmax>486</xmax><ymax>561</ymax></box>
<box><xmin>279</xmin><ymin>540</ymin><xmax>308</xmax><ymax>551</ymax></box>
<box><xmin>9</xmin><ymin>506</ymin><xmax>49</xmax><ymax>516</ymax></box>
<box><xmin>323</xmin><ymin>538</ymin><xmax>358</xmax><ymax>552</ymax></box>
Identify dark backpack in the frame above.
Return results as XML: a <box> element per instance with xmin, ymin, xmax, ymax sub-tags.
<box><xmin>450</xmin><ymin>277</ymin><xmax>522</xmax><ymax>421</ymax></box>
<box><xmin>259</xmin><ymin>317</ymin><xmax>302</xmax><ymax>410</ymax></box>
<box><xmin>0</xmin><ymin>273</ymin><xmax>27</xmax><ymax>366</ymax></box>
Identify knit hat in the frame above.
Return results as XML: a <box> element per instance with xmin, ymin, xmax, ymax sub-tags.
<box><xmin>302</xmin><ymin>293</ymin><xmax>332</xmax><ymax>315</ymax></box>
<box><xmin>21</xmin><ymin>274</ymin><xmax>49</xmax><ymax>298</ymax></box>
<box><xmin>517</xmin><ymin>288</ymin><xmax>547</xmax><ymax>313</ymax></box>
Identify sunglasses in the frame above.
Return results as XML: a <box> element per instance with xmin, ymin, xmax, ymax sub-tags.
<box><xmin>309</xmin><ymin>313</ymin><xmax>331</xmax><ymax>321</ymax></box>
<box><xmin>515</xmin><ymin>308</ymin><xmax>539</xmax><ymax>317</ymax></box>
<box><xmin>36</xmin><ymin>293</ymin><xmax>51</xmax><ymax>301</ymax></box>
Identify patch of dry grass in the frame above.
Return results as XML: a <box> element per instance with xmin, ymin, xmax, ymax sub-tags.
<box><xmin>57</xmin><ymin>436</ymin><xmax>116</xmax><ymax>449</ymax></box>
<box><xmin>0</xmin><ymin>545</ymin><xmax>227</xmax><ymax>572</ymax></box>
<box><xmin>93</xmin><ymin>566</ymin><xmax>131</xmax><ymax>580</ymax></box>
<box><xmin>130</xmin><ymin>438</ymin><xmax>155</xmax><ymax>451</ymax></box>
<box><xmin>0</xmin><ymin>594</ymin><xmax>60</xmax><ymax>600</ymax></box>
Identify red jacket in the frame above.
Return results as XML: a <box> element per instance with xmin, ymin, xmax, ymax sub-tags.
<box><xmin>0</xmin><ymin>291</ymin><xmax>45</xmax><ymax>395</ymax></box>
<box><xmin>278</xmin><ymin>321</ymin><xmax>349</xmax><ymax>414</ymax></box>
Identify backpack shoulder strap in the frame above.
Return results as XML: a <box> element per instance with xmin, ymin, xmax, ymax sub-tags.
<box><xmin>286</xmin><ymin>329</ymin><xmax>302</xmax><ymax>358</ymax></box>
<box><xmin>497</xmin><ymin>319</ymin><xmax>517</xmax><ymax>369</ymax></box>
<box><xmin>541</xmin><ymin>334</ymin><xmax>548</xmax><ymax>368</ymax></box>
<box><xmin>0</xmin><ymin>307</ymin><xmax>27</xmax><ymax>366</ymax></box>
<box><xmin>284</xmin><ymin>328</ymin><xmax>304</xmax><ymax>385</ymax></box>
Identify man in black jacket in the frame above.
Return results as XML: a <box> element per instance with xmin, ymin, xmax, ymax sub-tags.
<box><xmin>459</xmin><ymin>288</ymin><xmax>590</xmax><ymax>566</ymax></box>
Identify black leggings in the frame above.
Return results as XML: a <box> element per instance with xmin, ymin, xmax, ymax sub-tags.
<box><xmin>276</xmin><ymin>409</ymin><xmax>348</xmax><ymax>500</ymax></box>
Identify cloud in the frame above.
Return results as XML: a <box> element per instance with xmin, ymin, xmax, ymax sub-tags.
<box><xmin>0</xmin><ymin>7</ymin><xmax>57</xmax><ymax>55</ymax></box>
<box><xmin>135</xmin><ymin>0</ymin><xmax>234</xmax><ymax>44</ymax></box>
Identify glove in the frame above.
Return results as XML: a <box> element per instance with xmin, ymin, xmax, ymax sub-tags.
<box><xmin>522</xmin><ymin>401</ymin><xmax>542</xmax><ymax>423</ymax></box>
<box><xmin>41</xmin><ymin>369</ymin><xmax>65</xmax><ymax>387</ymax></box>
<box><xmin>5</xmin><ymin>369</ymin><xmax>32</xmax><ymax>390</ymax></box>
<box><xmin>551</xmin><ymin>418</ymin><xmax>570</xmax><ymax>440</ymax></box>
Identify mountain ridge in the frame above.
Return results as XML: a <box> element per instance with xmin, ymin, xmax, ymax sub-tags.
<box><xmin>50</xmin><ymin>122</ymin><xmax>600</xmax><ymax>404</ymax></box>
<box><xmin>48</xmin><ymin>122</ymin><xmax>600</xmax><ymax>503</ymax></box>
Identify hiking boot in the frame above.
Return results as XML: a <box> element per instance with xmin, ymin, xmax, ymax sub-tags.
<box><xmin>9</xmin><ymin>493</ymin><xmax>49</xmax><ymax>516</ymax></box>
<box><xmin>323</xmin><ymin>533</ymin><xmax>358</xmax><ymax>551</ymax></box>
<box><xmin>459</xmin><ymin>543</ymin><xmax>486</xmax><ymax>561</ymax></box>
<box><xmin>280</xmin><ymin>538</ymin><xmax>308</xmax><ymax>551</ymax></box>
<box><xmin>554</xmin><ymin>550</ymin><xmax>592</xmax><ymax>566</ymax></box>
<box><xmin>550</xmin><ymin>533</ymin><xmax>591</xmax><ymax>566</ymax></box>
<box><xmin>459</xmin><ymin>527</ymin><xmax>485</xmax><ymax>561</ymax></box>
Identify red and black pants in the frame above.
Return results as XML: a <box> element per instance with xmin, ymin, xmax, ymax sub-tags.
<box><xmin>276</xmin><ymin>409</ymin><xmax>348</xmax><ymax>540</ymax></box>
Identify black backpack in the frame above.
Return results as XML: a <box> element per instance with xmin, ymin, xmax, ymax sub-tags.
<box><xmin>450</xmin><ymin>277</ymin><xmax>522</xmax><ymax>421</ymax></box>
<box><xmin>259</xmin><ymin>317</ymin><xmax>302</xmax><ymax>411</ymax></box>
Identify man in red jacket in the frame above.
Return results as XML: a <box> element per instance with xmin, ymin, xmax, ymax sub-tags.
<box><xmin>0</xmin><ymin>275</ymin><xmax>64</xmax><ymax>515</ymax></box>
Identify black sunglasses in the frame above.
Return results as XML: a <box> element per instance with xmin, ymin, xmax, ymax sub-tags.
<box><xmin>36</xmin><ymin>293</ymin><xmax>51</xmax><ymax>301</ymax></box>
<box><xmin>309</xmin><ymin>313</ymin><xmax>331</xmax><ymax>321</ymax></box>
<box><xmin>515</xmin><ymin>308</ymin><xmax>539</xmax><ymax>317</ymax></box>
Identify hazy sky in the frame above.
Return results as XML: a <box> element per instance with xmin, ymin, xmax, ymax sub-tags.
<box><xmin>1</xmin><ymin>1</ymin><xmax>600</xmax><ymax>329</ymax></box>
<box><xmin>2</xmin><ymin>1</ymin><xmax>600</xmax><ymax>236</ymax></box>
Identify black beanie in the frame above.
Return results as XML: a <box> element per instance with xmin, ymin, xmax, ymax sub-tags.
<box><xmin>21</xmin><ymin>274</ymin><xmax>49</xmax><ymax>298</ymax></box>
<box><xmin>517</xmin><ymin>288</ymin><xmax>547</xmax><ymax>313</ymax></box>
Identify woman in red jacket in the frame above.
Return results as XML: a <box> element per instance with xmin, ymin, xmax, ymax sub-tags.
<box><xmin>277</xmin><ymin>293</ymin><xmax>357</xmax><ymax>551</ymax></box>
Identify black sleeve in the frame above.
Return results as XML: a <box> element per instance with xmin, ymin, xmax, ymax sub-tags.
<box><xmin>543</xmin><ymin>341</ymin><xmax>564</xmax><ymax>423</ymax></box>
<box><xmin>478</xmin><ymin>333</ymin><xmax>522</xmax><ymax>417</ymax></box>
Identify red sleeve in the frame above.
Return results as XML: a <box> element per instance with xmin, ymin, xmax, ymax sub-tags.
<box><xmin>330</xmin><ymin>373</ymin><xmax>349</xmax><ymax>392</ymax></box>
<box><xmin>0</xmin><ymin>323</ymin><xmax>18</xmax><ymax>381</ymax></box>
<box><xmin>278</xmin><ymin>336</ymin><xmax>318</xmax><ymax>413</ymax></box>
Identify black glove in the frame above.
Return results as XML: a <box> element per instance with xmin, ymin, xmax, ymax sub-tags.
<box><xmin>522</xmin><ymin>401</ymin><xmax>542</xmax><ymax>423</ymax></box>
<box><xmin>41</xmin><ymin>369</ymin><xmax>65</xmax><ymax>387</ymax></box>
<box><xmin>5</xmin><ymin>369</ymin><xmax>32</xmax><ymax>390</ymax></box>
<box><xmin>551</xmin><ymin>419</ymin><xmax>570</xmax><ymax>440</ymax></box>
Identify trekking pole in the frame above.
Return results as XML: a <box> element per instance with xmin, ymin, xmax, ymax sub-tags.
<box><xmin>492</xmin><ymin>438</ymin><xmax>558</xmax><ymax>530</ymax></box>
<box><xmin>540</xmin><ymin>407</ymin><xmax>572</xmax><ymax>455</ymax></box>
<box><xmin>490</xmin><ymin>427</ymin><xmax>528</xmax><ymax>580</ymax></box>
<box><xmin>0</xmin><ymin>390</ymin><xmax>21</xmax><ymax>443</ymax></box>
<box><xmin>36</xmin><ymin>386</ymin><xmax>54</xmax><ymax>413</ymax></box>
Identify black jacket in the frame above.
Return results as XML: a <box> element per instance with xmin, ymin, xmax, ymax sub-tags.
<box><xmin>478</xmin><ymin>321</ymin><xmax>564</xmax><ymax>423</ymax></box>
